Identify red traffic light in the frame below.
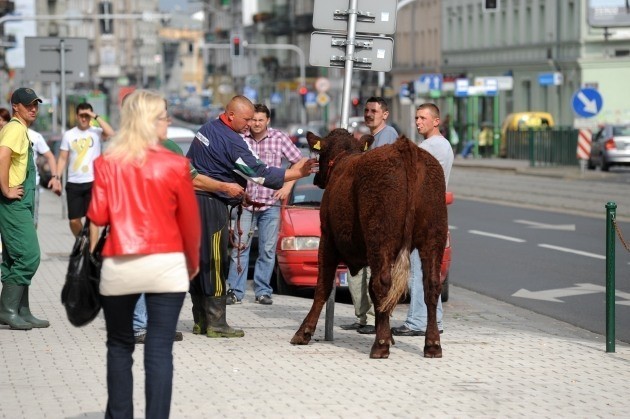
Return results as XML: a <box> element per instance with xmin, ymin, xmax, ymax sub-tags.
<box><xmin>298</xmin><ymin>86</ymin><xmax>308</xmax><ymax>96</ymax></box>
<box><xmin>352</xmin><ymin>97</ymin><xmax>360</xmax><ymax>107</ymax></box>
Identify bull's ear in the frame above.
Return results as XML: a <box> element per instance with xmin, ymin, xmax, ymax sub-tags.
<box><xmin>359</xmin><ymin>134</ymin><xmax>375</xmax><ymax>151</ymax></box>
<box><xmin>307</xmin><ymin>132</ymin><xmax>322</xmax><ymax>151</ymax></box>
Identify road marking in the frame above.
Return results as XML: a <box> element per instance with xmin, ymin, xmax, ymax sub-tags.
<box><xmin>514</xmin><ymin>219</ymin><xmax>576</xmax><ymax>231</ymax></box>
<box><xmin>513</xmin><ymin>282</ymin><xmax>630</xmax><ymax>305</ymax></box>
<box><xmin>538</xmin><ymin>243</ymin><xmax>605</xmax><ymax>259</ymax></box>
<box><xmin>468</xmin><ymin>230</ymin><xmax>526</xmax><ymax>242</ymax></box>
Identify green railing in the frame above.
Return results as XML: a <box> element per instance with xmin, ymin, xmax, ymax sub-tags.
<box><xmin>505</xmin><ymin>127</ymin><xmax>579</xmax><ymax>167</ymax></box>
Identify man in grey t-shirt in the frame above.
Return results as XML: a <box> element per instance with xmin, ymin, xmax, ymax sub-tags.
<box><xmin>391</xmin><ymin>103</ymin><xmax>454</xmax><ymax>337</ymax></box>
<box><xmin>340</xmin><ymin>97</ymin><xmax>399</xmax><ymax>335</ymax></box>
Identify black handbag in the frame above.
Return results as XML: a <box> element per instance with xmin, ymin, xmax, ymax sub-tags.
<box><xmin>61</xmin><ymin>220</ymin><xmax>108</xmax><ymax>327</ymax></box>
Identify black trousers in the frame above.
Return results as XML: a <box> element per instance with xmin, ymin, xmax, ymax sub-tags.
<box><xmin>189</xmin><ymin>193</ymin><xmax>230</xmax><ymax>297</ymax></box>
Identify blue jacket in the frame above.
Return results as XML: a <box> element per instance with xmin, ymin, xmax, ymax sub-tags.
<box><xmin>187</xmin><ymin>118</ymin><xmax>286</xmax><ymax>205</ymax></box>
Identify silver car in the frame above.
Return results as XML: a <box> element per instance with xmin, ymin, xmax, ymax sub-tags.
<box><xmin>588</xmin><ymin>124</ymin><xmax>630</xmax><ymax>171</ymax></box>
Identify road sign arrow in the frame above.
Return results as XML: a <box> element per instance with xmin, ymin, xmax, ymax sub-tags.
<box><xmin>512</xmin><ymin>283</ymin><xmax>604</xmax><ymax>302</ymax></box>
<box><xmin>513</xmin><ymin>219</ymin><xmax>575</xmax><ymax>231</ymax></box>
<box><xmin>577</xmin><ymin>91</ymin><xmax>598</xmax><ymax>114</ymax></box>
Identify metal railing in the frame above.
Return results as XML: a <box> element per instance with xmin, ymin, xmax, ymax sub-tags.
<box><xmin>505</xmin><ymin>127</ymin><xmax>579</xmax><ymax>167</ymax></box>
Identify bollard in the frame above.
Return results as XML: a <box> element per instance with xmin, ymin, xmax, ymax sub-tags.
<box><xmin>324</xmin><ymin>285</ymin><xmax>336</xmax><ymax>341</ymax></box>
<box><xmin>605</xmin><ymin>202</ymin><xmax>617</xmax><ymax>353</ymax></box>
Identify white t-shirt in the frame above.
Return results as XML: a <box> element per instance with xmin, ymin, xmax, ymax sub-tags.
<box><xmin>60</xmin><ymin>126</ymin><xmax>104</xmax><ymax>184</ymax></box>
<box><xmin>419</xmin><ymin>134</ymin><xmax>454</xmax><ymax>187</ymax></box>
<box><xmin>29</xmin><ymin>129</ymin><xmax>50</xmax><ymax>186</ymax></box>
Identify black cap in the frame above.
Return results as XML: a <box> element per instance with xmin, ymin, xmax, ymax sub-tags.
<box><xmin>11</xmin><ymin>88</ymin><xmax>42</xmax><ymax>106</ymax></box>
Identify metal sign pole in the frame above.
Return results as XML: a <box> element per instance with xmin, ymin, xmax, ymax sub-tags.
<box><xmin>60</xmin><ymin>39</ymin><xmax>68</xmax><ymax>219</ymax></box>
<box><xmin>339</xmin><ymin>0</ymin><xmax>359</xmax><ymax>130</ymax></box>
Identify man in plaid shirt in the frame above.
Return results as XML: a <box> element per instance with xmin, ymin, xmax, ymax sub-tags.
<box><xmin>226</xmin><ymin>104</ymin><xmax>303</xmax><ymax>305</ymax></box>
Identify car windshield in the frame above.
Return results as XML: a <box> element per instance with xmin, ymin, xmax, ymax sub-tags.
<box><xmin>288</xmin><ymin>174</ymin><xmax>323</xmax><ymax>206</ymax></box>
<box><xmin>613</xmin><ymin>126</ymin><xmax>630</xmax><ymax>136</ymax></box>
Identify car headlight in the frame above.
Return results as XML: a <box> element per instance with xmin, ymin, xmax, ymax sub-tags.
<box><xmin>280</xmin><ymin>236</ymin><xmax>320</xmax><ymax>251</ymax></box>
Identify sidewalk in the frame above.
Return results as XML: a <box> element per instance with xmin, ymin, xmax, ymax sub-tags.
<box><xmin>1</xmin><ymin>189</ymin><xmax>630</xmax><ymax>418</ymax></box>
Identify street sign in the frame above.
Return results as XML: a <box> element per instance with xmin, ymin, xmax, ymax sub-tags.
<box><xmin>454</xmin><ymin>78</ymin><xmax>469</xmax><ymax>97</ymax></box>
<box><xmin>24</xmin><ymin>37</ymin><xmax>89</xmax><ymax>82</ymax></box>
<box><xmin>538</xmin><ymin>72</ymin><xmax>563</xmax><ymax>86</ymax></box>
<box><xmin>313</xmin><ymin>0</ymin><xmax>397</xmax><ymax>35</ymax></box>
<box><xmin>474</xmin><ymin>76</ymin><xmax>514</xmax><ymax>91</ymax></box>
<box><xmin>484</xmin><ymin>78</ymin><xmax>498</xmax><ymax>96</ymax></box>
<box><xmin>309</xmin><ymin>31</ymin><xmax>394</xmax><ymax>72</ymax></box>
<box><xmin>305</xmin><ymin>91</ymin><xmax>317</xmax><ymax>108</ymax></box>
<box><xmin>418</xmin><ymin>73</ymin><xmax>442</xmax><ymax>91</ymax></box>
<box><xmin>270</xmin><ymin>92</ymin><xmax>282</xmax><ymax>105</ymax></box>
<box><xmin>315</xmin><ymin>77</ymin><xmax>331</xmax><ymax>93</ymax></box>
<box><xmin>316</xmin><ymin>92</ymin><xmax>331</xmax><ymax>106</ymax></box>
<box><xmin>572</xmin><ymin>87</ymin><xmax>603</xmax><ymax>118</ymax></box>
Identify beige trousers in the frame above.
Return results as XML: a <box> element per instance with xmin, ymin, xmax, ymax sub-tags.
<box><xmin>347</xmin><ymin>267</ymin><xmax>375</xmax><ymax>326</ymax></box>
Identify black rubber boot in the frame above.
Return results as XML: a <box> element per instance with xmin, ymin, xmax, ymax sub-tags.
<box><xmin>0</xmin><ymin>284</ymin><xmax>33</xmax><ymax>330</ymax></box>
<box><xmin>191</xmin><ymin>294</ymin><xmax>206</xmax><ymax>335</ymax></box>
<box><xmin>19</xmin><ymin>286</ymin><xmax>49</xmax><ymax>328</ymax></box>
<box><xmin>205</xmin><ymin>296</ymin><xmax>244</xmax><ymax>338</ymax></box>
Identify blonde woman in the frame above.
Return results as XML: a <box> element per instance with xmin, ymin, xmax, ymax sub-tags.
<box><xmin>87</xmin><ymin>89</ymin><xmax>200</xmax><ymax>418</ymax></box>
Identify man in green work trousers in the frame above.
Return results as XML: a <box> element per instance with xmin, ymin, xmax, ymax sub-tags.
<box><xmin>0</xmin><ymin>87</ymin><xmax>50</xmax><ymax>330</ymax></box>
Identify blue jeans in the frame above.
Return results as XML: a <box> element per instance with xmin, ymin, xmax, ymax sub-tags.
<box><xmin>133</xmin><ymin>294</ymin><xmax>147</xmax><ymax>335</ymax></box>
<box><xmin>101</xmin><ymin>292</ymin><xmax>185</xmax><ymax>419</ymax></box>
<box><xmin>405</xmin><ymin>249</ymin><xmax>443</xmax><ymax>331</ymax></box>
<box><xmin>227</xmin><ymin>206</ymin><xmax>280</xmax><ymax>299</ymax></box>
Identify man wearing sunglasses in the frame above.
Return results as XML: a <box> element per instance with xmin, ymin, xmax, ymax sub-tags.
<box><xmin>54</xmin><ymin>103</ymin><xmax>115</xmax><ymax>245</ymax></box>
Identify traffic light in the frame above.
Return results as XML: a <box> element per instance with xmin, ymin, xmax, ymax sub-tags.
<box><xmin>483</xmin><ymin>0</ymin><xmax>498</xmax><ymax>11</ymax></box>
<box><xmin>231</xmin><ymin>35</ymin><xmax>241</xmax><ymax>57</ymax></box>
<box><xmin>407</xmin><ymin>81</ymin><xmax>415</xmax><ymax>99</ymax></box>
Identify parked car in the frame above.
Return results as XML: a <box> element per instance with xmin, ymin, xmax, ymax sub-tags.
<box><xmin>587</xmin><ymin>124</ymin><xmax>630</xmax><ymax>171</ymax></box>
<box><xmin>167</xmin><ymin>126</ymin><xmax>197</xmax><ymax>155</ymax></box>
<box><xmin>500</xmin><ymin>111</ymin><xmax>554</xmax><ymax>157</ymax></box>
<box><xmin>287</xmin><ymin>124</ymin><xmax>326</xmax><ymax>148</ymax></box>
<box><xmin>273</xmin><ymin>174</ymin><xmax>454</xmax><ymax>301</ymax></box>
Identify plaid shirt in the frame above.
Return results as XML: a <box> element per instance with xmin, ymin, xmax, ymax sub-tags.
<box><xmin>241</xmin><ymin>127</ymin><xmax>302</xmax><ymax>211</ymax></box>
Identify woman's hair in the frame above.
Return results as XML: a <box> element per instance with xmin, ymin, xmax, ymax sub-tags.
<box><xmin>0</xmin><ymin>107</ymin><xmax>11</xmax><ymax>123</ymax></box>
<box><xmin>105</xmin><ymin>89</ymin><xmax>165</xmax><ymax>164</ymax></box>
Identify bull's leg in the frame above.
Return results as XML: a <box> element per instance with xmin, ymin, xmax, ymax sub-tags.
<box><xmin>421</xmin><ymin>254</ymin><xmax>442</xmax><ymax>358</ymax></box>
<box><xmin>290</xmin><ymin>251</ymin><xmax>339</xmax><ymax>345</ymax></box>
<box><xmin>368</xmin><ymin>266</ymin><xmax>395</xmax><ymax>359</ymax></box>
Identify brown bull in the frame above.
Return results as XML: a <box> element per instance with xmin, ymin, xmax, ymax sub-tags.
<box><xmin>290</xmin><ymin>128</ymin><xmax>448</xmax><ymax>359</ymax></box>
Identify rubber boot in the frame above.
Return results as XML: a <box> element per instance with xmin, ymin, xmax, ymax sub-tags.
<box><xmin>0</xmin><ymin>284</ymin><xmax>33</xmax><ymax>330</ymax></box>
<box><xmin>191</xmin><ymin>294</ymin><xmax>206</xmax><ymax>335</ymax></box>
<box><xmin>19</xmin><ymin>286</ymin><xmax>50</xmax><ymax>328</ymax></box>
<box><xmin>205</xmin><ymin>296</ymin><xmax>244</xmax><ymax>338</ymax></box>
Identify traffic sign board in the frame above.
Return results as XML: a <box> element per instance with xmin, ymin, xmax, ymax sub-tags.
<box><xmin>313</xmin><ymin>0</ymin><xmax>398</xmax><ymax>35</ymax></box>
<box><xmin>572</xmin><ymin>88</ymin><xmax>603</xmax><ymax>118</ymax></box>
<box><xmin>316</xmin><ymin>93</ymin><xmax>331</xmax><ymax>106</ymax></box>
<box><xmin>418</xmin><ymin>73</ymin><xmax>442</xmax><ymax>91</ymax></box>
<box><xmin>538</xmin><ymin>72</ymin><xmax>563</xmax><ymax>86</ymax></box>
<box><xmin>309</xmin><ymin>31</ymin><xmax>394</xmax><ymax>72</ymax></box>
<box><xmin>315</xmin><ymin>77</ymin><xmax>331</xmax><ymax>93</ymax></box>
<box><xmin>454</xmin><ymin>78</ymin><xmax>469</xmax><ymax>97</ymax></box>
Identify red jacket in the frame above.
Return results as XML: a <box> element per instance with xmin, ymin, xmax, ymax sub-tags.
<box><xmin>87</xmin><ymin>146</ymin><xmax>200</xmax><ymax>275</ymax></box>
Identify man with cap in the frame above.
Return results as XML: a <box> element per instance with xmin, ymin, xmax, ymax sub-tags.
<box><xmin>0</xmin><ymin>87</ymin><xmax>51</xmax><ymax>330</ymax></box>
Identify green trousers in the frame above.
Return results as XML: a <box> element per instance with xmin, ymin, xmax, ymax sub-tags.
<box><xmin>0</xmin><ymin>187</ymin><xmax>40</xmax><ymax>286</ymax></box>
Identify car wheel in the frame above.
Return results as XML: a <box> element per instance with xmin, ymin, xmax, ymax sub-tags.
<box><xmin>274</xmin><ymin>263</ymin><xmax>290</xmax><ymax>295</ymax></box>
<box><xmin>441</xmin><ymin>274</ymin><xmax>449</xmax><ymax>303</ymax></box>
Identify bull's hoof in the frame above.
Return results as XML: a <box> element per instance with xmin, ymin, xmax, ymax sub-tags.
<box><xmin>369</xmin><ymin>341</ymin><xmax>390</xmax><ymax>359</ymax></box>
<box><xmin>290</xmin><ymin>329</ymin><xmax>312</xmax><ymax>345</ymax></box>
<box><xmin>423</xmin><ymin>340</ymin><xmax>442</xmax><ymax>358</ymax></box>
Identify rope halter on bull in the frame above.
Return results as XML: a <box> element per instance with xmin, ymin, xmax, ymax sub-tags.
<box><xmin>228</xmin><ymin>194</ymin><xmax>265</xmax><ymax>275</ymax></box>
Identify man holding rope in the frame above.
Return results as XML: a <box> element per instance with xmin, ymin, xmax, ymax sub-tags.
<box><xmin>187</xmin><ymin>96</ymin><xmax>314</xmax><ymax>337</ymax></box>
<box><xmin>226</xmin><ymin>103</ymin><xmax>303</xmax><ymax>306</ymax></box>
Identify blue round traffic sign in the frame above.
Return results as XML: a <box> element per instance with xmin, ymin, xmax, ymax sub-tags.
<box><xmin>572</xmin><ymin>88</ymin><xmax>603</xmax><ymax>118</ymax></box>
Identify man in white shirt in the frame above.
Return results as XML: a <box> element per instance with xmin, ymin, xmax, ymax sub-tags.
<box><xmin>392</xmin><ymin>103</ymin><xmax>454</xmax><ymax>337</ymax></box>
<box><xmin>53</xmin><ymin>103</ymin><xmax>114</xmax><ymax>244</ymax></box>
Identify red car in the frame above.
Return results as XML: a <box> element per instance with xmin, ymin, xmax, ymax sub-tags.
<box><xmin>274</xmin><ymin>174</ymin><xmax>454</xmax><ymax>302</ymax></box>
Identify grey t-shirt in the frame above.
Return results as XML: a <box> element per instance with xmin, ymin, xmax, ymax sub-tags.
<box><xmin>370</xmin><ymin>125</ymin><xmax>398</xmax><ymax>150</ymax></box>
<box><xmin>419</xmin><ymin>134</ymin><xmax>454</xmax><ymax>186</ymax></box>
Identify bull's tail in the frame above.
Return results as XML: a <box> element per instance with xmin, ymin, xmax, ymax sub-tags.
<box><xmin>380</xmin><ymin>138</ymin><xmax>420</xmax><ymax>312</ymax></box>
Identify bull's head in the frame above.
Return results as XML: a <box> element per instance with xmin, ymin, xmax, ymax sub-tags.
<box><xmin>306</xmin><ymin>128</ymin><xmax>374</xmax><ymax>189</ymax></box>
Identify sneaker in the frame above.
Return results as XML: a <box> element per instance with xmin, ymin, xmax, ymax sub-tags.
<box><xmin>226</xmin><ymin>289</ymin><xmax>242</xmax><ymax>305</ymax></box>
<box><xmin>255</xmin><ymin>295</ymin><xmax>273</xmax><ymax>305</ymax></box>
